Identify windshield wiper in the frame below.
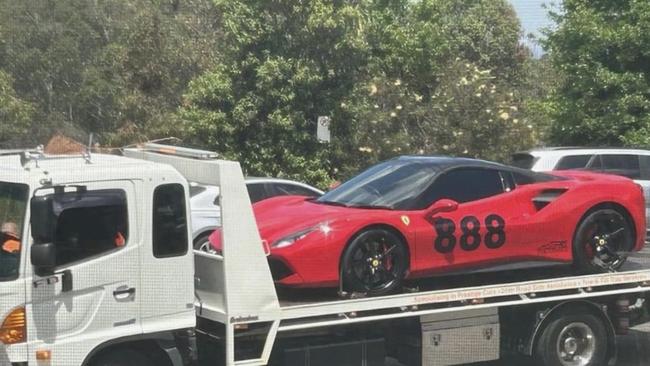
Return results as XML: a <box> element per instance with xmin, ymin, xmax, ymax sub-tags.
<box><xmin>316</xmin><ymin>200</ymin><xmax>351</xmax><ymax>207</ymax></box>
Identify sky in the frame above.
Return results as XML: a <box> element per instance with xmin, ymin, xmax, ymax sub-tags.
<box><xmin>509</xmin><ymin>0</ymin><xmax>560</xmax><ymax>56</ymax></box>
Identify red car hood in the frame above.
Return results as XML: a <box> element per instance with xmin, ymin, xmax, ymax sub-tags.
<box><xmin>210</xmin><ymin>195</ymin><xmax>367</xmax><ymax>250</ymax></box>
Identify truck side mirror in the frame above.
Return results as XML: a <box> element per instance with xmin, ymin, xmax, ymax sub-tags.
<box><xmin>30</xmin><ymin>195</ymin><xmax>55</xmax><ymax>245</ymax></box>
<box><xmin>427</xmin><ymin>199</ymin><xmax>459</xmax><ymax>216</ymax></box>
<box><xmin>31</xmin><ymin>242</ymin><xmax>56</xmax><ymax>276</ymax></box>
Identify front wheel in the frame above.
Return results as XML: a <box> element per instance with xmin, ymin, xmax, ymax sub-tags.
<box><xmin>340</xmin><ymin>228</ymin><xmax>408</xmax><ymax>296</ymax></box>
<box><xmin>573</xmin><ymin>208</ymin><xmax>634</xmax><ymax>273</ymax></box>
<box><xmin>534</xmin><ymin>313</ymin><xmax>609</xmax><ymax>366</ymax></box>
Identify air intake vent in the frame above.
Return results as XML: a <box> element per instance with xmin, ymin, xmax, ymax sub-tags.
<box><xmin>533</xmin><ymin>189</ymin><xmax>567</xmax><ymax>211</ymax></box>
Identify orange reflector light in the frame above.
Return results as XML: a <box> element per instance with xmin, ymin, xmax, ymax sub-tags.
<box><xmin>36</xmin><ymin>350</ymin><xmax>51</xmax><ymax>360</ymax></box>
<box><xmin>0</xmin><ymin>307</ymin><xmax>26</xmax><ymax>344</ymax></box>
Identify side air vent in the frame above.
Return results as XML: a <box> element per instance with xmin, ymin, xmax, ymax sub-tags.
<box><xmin>532</xmin><ymin>189</ymin><xmax>567</xmax><ymax>211</ymax></box>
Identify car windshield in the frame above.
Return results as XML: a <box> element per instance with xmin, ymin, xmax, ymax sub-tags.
<box><xmin>316</xmin><ymin>160</ymin><xmax>440</xmax><ymax>210</ymax></box>
<box><xmin>0</xmin><ymin>182</ymin><xmax>29</xmax><ymax>281</ymax></box>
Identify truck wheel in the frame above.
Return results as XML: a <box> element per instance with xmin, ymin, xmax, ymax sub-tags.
<box><xmin>534</xmin><ymin>313</ymin><xmax>608</xmax><ymax>366</ymax></box>
<box><xmin>573</xmin><ymin>208</ymin><xmax>633</xmax><ymax>273</ymax></box>
<box><xmin>90</xmin><ymin>349</ymin><xmax>155</xmax><ymax>366</ymax></box>
<box><xmin>341</xmin><ymin>228</ymin><xmax>408</xmax><ymax>296</ymax></box>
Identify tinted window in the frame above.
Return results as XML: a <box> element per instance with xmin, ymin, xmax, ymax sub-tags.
<box><xmin>429</xmin><ymin>168</ymin><xmax>504</xmax><ymax>204</ymax></box>
<box><xmin>640</xmin><ymin>156</ymin><xmax>650</xmax><ymax>180</ymax></box>
<box><xmin>511</xmin><ymin>153</ymin><xmax>538</xmax><ymax>169</ymax></box>
<box><xmin>246</xmin><ymin>183</ymin><xmax>268</xmax><ymax>203</ymax></box>
<box><xmin>555</xmin><ymin>155</ymin><xmax>592</xmax><ymax>170</ymax></box>
<box><xmin>51</xmin><ymin>190</ymin><xmax>128</xmax><ymax>267</ymax></box>
<box><xmin>599</xmin><ymin>154</ymin><xmax>640</xmax><ymax>179</ymax></box>
<box><xmin>0</xmin><ymin>182</ymin><xmax>28</xmax><ymax>280</ymax></box>
<box><xmin>272</xmin><ymin>183</ymin><xmax>320</xmax><ymax>197</ymax></box>
<box><xmin>153</xmin><ymin>184</ymin><xmax>188</xmax><ymax>258</ymax></box>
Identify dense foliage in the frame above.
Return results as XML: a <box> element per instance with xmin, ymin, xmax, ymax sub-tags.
<box><xmin>180</xmin><ymin>0</ymin><xmax>544</xmax><ymax>186</ymax></box>
<box><xmin>0</xmin><ymin>0</ymin><xmax>221</xmax><ymax>147</ymax></box>
<box><xmin>545</xmin><ymin>0</ymin><xmax>650</xmax><ymax>147</ymax></box>
<box><xmin>0</xmin><ymin>0</ymin><xmax>568</xmax><ymax>187</ymax></box>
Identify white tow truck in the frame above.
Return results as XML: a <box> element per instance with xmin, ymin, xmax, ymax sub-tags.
<box><xmin>0</xmin><ymin>144</ymin><xmax>649</xmax><ymax>366</ymax></box>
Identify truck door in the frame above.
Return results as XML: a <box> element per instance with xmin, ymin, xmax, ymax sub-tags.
<box><xmin>138</xmin><ymin>182</ymin><xmax>194</xmax><ymax>334</ymax></box>
<box><xmin>26</xmin><ymin>181</ymin><xmax>141</xmax><ymax>365</ymax></box>
<box><xmin>0</xmin><ymin>182</ymin><xmax>29</xmax><ymax>364</ymax></box>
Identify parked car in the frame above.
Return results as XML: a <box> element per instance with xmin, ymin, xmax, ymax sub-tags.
<box><xmin>190</xmin><ymin>178</ymin><xmax>323</xmax><ymax>251</ymax></box>
<box><xmin>513</xmin><ymin>147</ymin><xmax>650</xmax><ymax>238</ymax></box>
<box><xmin>210</xmin><ymin>156</ymin><xmax>646</xmax><ymax>296</ymax></box>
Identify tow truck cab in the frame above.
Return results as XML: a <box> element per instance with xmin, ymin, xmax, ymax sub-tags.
<box><xmin>0</xmin><ymin>150</ymin><xmax>195</xmax><ymax>365</ymax></box>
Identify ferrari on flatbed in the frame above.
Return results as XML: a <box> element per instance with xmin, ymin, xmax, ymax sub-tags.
<box><xmin>210</xmin><ymin>156</ymin><xmax>646</xmax><ymax>295</ymax></box>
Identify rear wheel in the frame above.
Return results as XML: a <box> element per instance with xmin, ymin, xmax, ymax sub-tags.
<box><xmin>534</xmin><ymin>313</ymin><xmax>608</xmax><ymax>366</ymax></box>
<box><xmin>340</xmin><ymin>228</ymin><xmax>408</xmax><ymax>296</ymax></box>
<box><xmin>573</xmin><ymin>208</ymin><xmax>634</xmax><ymax>273</ymax></box>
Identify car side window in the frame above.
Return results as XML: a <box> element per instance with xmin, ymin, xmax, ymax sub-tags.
<box><xmin>272</xmin><ymin>183</ymin><xmax>320</xmax><ymax>197</ymax></box>
<box><xmin>429</xmin><ymin>168</ymin><xmax>505</xmax><ymax>204</ymax></box>
<box><xmin>598</xmin><ymin>154</ymin><xmax>641</xmax><ymax>179</ymax></box>
<box><xmin>153</xmin><ymin>184</ymin><xmax>188</xmax><ymax>258</ymax></box>
<box><xmin>246</xmin><ymin>183</ymin><xmax>268</xmax><ymax>203</ymax></box>
<box><xmin>640</xmin><ymin>156</ymin><xmax>650</xmax><ymax>180</ymax></box>
<box><xmin>53</xmin><ymin>190</ymin><xmax>129</xmax><ymax>267</ymax></box>
<box><xmin>554</xmin><ymin>155</ymin><xmax>593</xmax><ymax>170</ymax></box>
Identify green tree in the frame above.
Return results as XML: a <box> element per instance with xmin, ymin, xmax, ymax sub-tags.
<box><xmin>181</xmin><ymin>0</ymin><xmax>538</xmax><ymax>185</ymax></box>
<box><xmin>0</xmin><ymin>71</ymin><xmax>34</xmax><ymax>148</ymax></box>
<box><xmin>336</xmin><ymin>0</ymin><xmax>537</xmax><ymax>176</ymax></box>
<box><xmin>0</xmin><ymin>0</ymin><xmax>220</xmax><ymax>145</ymax></box>
<box><xmin>181</xmin><ymin>0</ymin><xmax>371</xmax><ymax>186</ymax></box>
<box><xmin>545</xmin><ymin>0</ymin><xmax>650</xmax><ymax>146</ymax></box>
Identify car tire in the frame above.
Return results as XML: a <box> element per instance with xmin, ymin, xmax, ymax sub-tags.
<box><xmin>340</xmin><ymin>228</ymin><xmax>408</xmax><ymax>296</ymax></box>
<box><xmin>533</xmin><ymin>312</ymin><xmax>608</xmax><ymax>366</ymax></box>
<box><xmin>193</xmin><ymin>232</ymin><xmax>215</xmax><ymax>254</ymax></box>
<box><xmin>573</xmin><ymin>208</ymin><xmax>634</xmax><ymax>273</ymax></box>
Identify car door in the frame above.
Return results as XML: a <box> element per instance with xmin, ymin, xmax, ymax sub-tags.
<box><xmin>414</xmin><ymin>168</ymin><xmax>526</xmax><ymax>274</ymax></box>
<box><xmin>25</xmin><ymin>180</ymin><xmax>141</xmax><ymax>365</ymax></box>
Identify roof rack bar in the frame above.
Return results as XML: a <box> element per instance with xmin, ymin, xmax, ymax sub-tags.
<box><xmin>0</xmin><ymin>147</ymin><xmax>42</xmax><ymax>157</ymax></box>
<box><xmin>139</xmin><ymin>142</ymin><xmax>219</xmax><ymax>160</ymax></box>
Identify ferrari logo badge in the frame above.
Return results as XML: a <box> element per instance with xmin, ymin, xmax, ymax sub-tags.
<box><xmin>401</xmin><ymin>215</ymin><xmax>410</xmax><ymax>226</ymax></box>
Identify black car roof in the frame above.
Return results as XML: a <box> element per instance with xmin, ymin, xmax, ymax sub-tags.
<box><xmin>392</xmin><ymin>155</ymin><xmax>560</xmax><ymax>182</ymax></box>
<box><xmin>394</xmin><ymin>155</ymin><xmax>508</xmax><ymax>170</ymax></box>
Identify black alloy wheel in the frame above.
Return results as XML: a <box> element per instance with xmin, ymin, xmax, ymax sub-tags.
<box><xmin>341</xmin><ymin>228</ymin><xmax>408</xmax><ymax>296</ymax></box>
<box><xmin>573</xmin><ymin>208</ymin><xmax>634</xmax><ymax>273</ymax></box>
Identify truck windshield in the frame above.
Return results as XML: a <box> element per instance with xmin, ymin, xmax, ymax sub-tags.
<box><xmin>0</xmin><ymin>182</ymin><xmax>29</xmax><ymax>281</ymax></box>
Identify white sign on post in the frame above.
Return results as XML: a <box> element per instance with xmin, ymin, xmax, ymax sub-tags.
<box><xmin>317</xmin><ymin>116</ymin><xmax>331</xmax><ymax>143</ymax></box>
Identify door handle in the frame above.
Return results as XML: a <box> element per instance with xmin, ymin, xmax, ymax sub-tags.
<box><xmin>113</xmin><ymin>286</ymin><xmax>136</xmax><ymax>301</ymax></box>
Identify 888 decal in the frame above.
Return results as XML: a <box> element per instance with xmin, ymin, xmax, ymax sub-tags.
<box><xmin>431</xmin><ymin>214</ymin><xmax>506</xmax><ymax>254</ymax></box>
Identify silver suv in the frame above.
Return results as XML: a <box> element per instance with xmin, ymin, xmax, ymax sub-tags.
<box><xmin>513</xmin><ymin>148</ymin><xmax>650</xmax><ymax>238</ymax></box>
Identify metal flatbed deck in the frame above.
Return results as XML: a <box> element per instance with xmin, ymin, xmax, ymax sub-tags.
<box><xmin>195</xmin><ymin>248</ymin><xmax>650</xmax><ymax>332</ymax></box>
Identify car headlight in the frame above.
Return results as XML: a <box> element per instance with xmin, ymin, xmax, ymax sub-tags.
<box><xmin>272</xmin><ymin>222</ymin><xmax>332</xmax><ymax>249</ymax></box>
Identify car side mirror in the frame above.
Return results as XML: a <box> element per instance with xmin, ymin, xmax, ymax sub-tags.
<box><xmin>31</xmin><ymin>242</ymin><xmax>56</xmax><ymax>276</ymax></box>
<box><xmin>427</xmin><ymin>199</ymin><xmax>459</xmax><ymax>216</ymax></box>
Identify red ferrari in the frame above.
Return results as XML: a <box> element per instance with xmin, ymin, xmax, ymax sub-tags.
<box><xmin>210</xmin><ymin>156</ymin><xmax>646</xmax><ymax>295</ymax></box>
